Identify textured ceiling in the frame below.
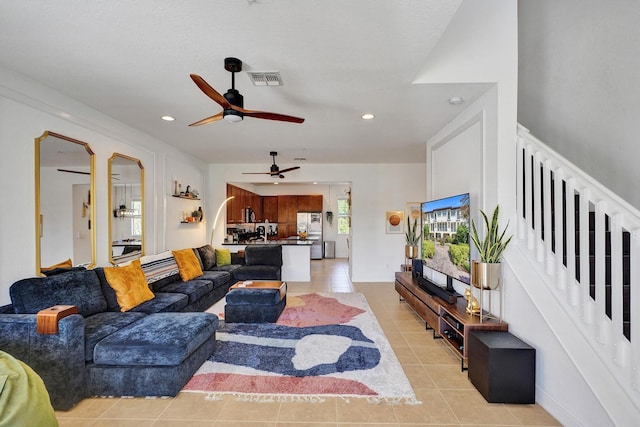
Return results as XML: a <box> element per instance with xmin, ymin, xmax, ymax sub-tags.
<box><xmin>0</xmin><ymin>0</ymin><xmax>492</xmax><ymax>166</ymax></box>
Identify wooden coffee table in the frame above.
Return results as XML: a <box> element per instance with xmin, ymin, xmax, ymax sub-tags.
<box><xmin>229</xmin><ymin>280</ymin><xmax>287</xmax><ymax>298</ymax></box>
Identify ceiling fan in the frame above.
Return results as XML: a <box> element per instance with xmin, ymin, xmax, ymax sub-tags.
<box><xmin>242</xmin><ymin>151</ymin><xmax>300</xmax><ymax>179</ymax></box>
<box><xmin>189</xmin><ymin>57</ymin><xmax>305</xmax><ymax>126</ymax></box>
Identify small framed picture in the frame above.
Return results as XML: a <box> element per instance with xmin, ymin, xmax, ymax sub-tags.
<box><xmin>405</xmin><ymin>202</ymin><xmax>421</xmax><ymax>225</ymax></box>
<box><xmin>385</xmin><ymin>210</ymin><xmax>404</xmax><ymax>234</ymax></box>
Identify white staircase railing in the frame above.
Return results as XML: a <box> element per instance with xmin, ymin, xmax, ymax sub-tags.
<box><xmin>515</xmin><ymin>125</ymin><xmax>640</xmax><ymax>424</ymax></box>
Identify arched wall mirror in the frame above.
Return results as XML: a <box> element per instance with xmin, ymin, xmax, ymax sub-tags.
<box><xmin>109</xmin><ymin>153</ymin><xmax>144</xmax><ymax>264</ymax></box>
<box><xmin>35</xmin><ymin>131</ymin><xmax>96</xmax><ymax>275</ymax></box>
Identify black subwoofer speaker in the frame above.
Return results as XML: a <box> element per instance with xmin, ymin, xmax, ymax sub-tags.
<box><xmin>468</xmin><ymin>331</ymin><xmax>536</xmax><ymax>403</ymax></box>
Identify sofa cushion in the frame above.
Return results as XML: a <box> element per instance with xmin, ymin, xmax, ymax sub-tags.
<box><xmin>215</xmin><ymin>248</ymin><xmax>231</xmax><ymax>266</ymax></box>
<box><xmin>154</xmin><ymin>279</ymin><xmax>213</xmax><ymax>304</ymax></box>
<box><xmin>195</xmin><ymin>245</ymin><xmax>216</xmax><ymax>270</ymax></box>
<box><xmin>10</xmin><ymin>269</ymin><xmax>107</xmax><ymax>316</ymax></box>
<box><xmin>125</xmin><ymin>292</ymin><xmax>187</xmax><ymax>314</ymax></box>
<box><xmin>211</xmin><ymin>264</ymin><xmax>243</xmax><ymax>275</ymax></box>
<box><xmin>93</xmin><ymin>313</ymin><xmax>218</xmax><ymax>366</ymax></box>
<box><xmin>103</xmin><ymin>260</ymin><xmax>155</xmax><ymax>312</ymax></box>
<box><xmin>139</xmin><ymin>251</ymin><xmax>180</xmax><ymax>284</ymax></box>
<box><xmin>172</xmin><ymin>249</ymin><xmax>203</xmax><ymax>282</ymax></box>
<box><xmin>199</xmin><ymin>270</ymin><xmax>233</xmax><ymax>289</ymax></box>
<box><xmin>84</xmin><ymin>311</ymin><xmax>147</xmax><ymax>362</ymax></box>
<box><xmin>244</xmin><ymin>245</ymin><xmax>283</xmax><ymax>267</ymax></box>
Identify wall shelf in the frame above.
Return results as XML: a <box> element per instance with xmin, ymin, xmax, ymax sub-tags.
<box><xmin>172</xmin><ymin>194</ymin><xmax>200</xmax><ymax>200</ymax></box>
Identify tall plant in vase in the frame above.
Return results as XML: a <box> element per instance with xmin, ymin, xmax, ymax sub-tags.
<box><xmin>470</xmin><ymin>205</ymin><xmax>512</xmax><ymax>290</ymax></box>
<box><xmin>405</xmin><ymin>216</ymin><xmax>421</xmax><ymax>259</ymax></box>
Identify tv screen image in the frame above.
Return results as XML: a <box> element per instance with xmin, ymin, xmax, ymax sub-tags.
<box><xmin>421</xmin><ymin>193</ymin><xmax>471</xmax><ymax>285</ymax></box>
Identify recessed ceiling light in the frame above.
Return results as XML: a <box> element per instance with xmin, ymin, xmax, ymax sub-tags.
<box><xmin>313</xmin><ymin>182</ymin><xmax>318</xmax><ymax>185</ymax></box>
<box><xmin>448</xmin><ymin>97</ymin><xmax>464</xmax><ymax>105</ymax></box>
<box><xmin>161</xmin><ymin>115</ymin><xmax>175</xmax><ymax>121</ymax></box>
<box><xmin>273</xmin><ymin>182</ymin><xmax>279</xmax><ymax>185</ymax></box>
<box><xmin>361</xmin><ymin>113</ymin><xmax>374</xmax><ymax>120</ymax></box>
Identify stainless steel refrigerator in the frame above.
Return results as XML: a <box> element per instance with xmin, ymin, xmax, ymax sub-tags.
<box><xmin>297</xmin><ymin>212</ymin><xmax>323</xmax><ymax>259</ymax></box>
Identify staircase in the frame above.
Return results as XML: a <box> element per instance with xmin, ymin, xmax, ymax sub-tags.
<box><xmin>512</xmin><ymin>125</ymin><xmax>640</xmax><ymax>424</ymax></box>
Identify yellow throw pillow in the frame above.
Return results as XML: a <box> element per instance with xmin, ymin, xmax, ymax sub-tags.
<box><xmin>172</xmin><ymin>249</ymin><xmax>203</xmax><ymax>282</ymax></box>
<box><xmin>215</xmin><ymin>248</ymin><xmax>231</xmax><ymax>267</ymax></box>
<box><xmin>41</xmin><ymin>258</ymin><xmax>72</xmax><ymax>271</ymax></box>
<box><xmin>103</xmin><ymin>259</ymin><xmax>154</xmax><ymax>312</ymax></box>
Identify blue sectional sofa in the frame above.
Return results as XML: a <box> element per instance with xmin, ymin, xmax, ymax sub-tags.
<box><xmin>0</xmin><ymin>244</ymin><xmax>283</xmax><ymax>410</ymax></box>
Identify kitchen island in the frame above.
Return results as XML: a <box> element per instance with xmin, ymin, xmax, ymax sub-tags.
<box><xmin>223</xmin><ymin>236</ymin><xmax>318</xmax><ymax>281</ymax></box>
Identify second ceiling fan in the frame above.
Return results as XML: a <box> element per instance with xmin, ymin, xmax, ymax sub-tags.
<box><xmin>243</xmin><ymin>152</ymin><xmax>300</xmax><ymax>179</ymax></box>
<box><xmin>189</xmin><ymin>57</ymin><xmax>305</xmax><ymax>126</ymax></box>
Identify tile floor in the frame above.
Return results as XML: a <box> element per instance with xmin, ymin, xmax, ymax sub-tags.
<box><xmin>56</xmin><ymin>259</ymin><xmax>561</xmax><ymax>426</ymax></box>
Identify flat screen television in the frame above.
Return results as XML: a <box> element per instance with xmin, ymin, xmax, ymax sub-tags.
<box><xmin>419</xmin><ymin>193</ymin><xmax>471</xmax><ymax>295</ymax></box>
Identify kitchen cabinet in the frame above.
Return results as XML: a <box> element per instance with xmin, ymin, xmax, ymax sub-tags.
<box><xmin>263</xmin><ymin>196</ymin><xmax>278</xmax><ymax>222</ymax></box>
<box><xmin>310</xmin><ymin>195</ymin><xmax>323</xmax><ymax>211</ymax></box>
<box><xmin>297</xmin><ymin>195</ymin><xmax>312</xmax><ymax>212</ymax></box>
<box><xmin>227</xmin><ymin>184</ymin><xmax>262</xmax><ymax>223</ymax></box>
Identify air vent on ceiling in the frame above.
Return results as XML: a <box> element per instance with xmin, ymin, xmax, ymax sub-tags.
<box><xmin>293</xmin><ymin>157</ymin><xmax>306</xmax><ymax>161</ymax></box>
<box><xmin>247</xmin><ymin>71</ymin><xmax>283</xmax><ymax>86</ymax></box>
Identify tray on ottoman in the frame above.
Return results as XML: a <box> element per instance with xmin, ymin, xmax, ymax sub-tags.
<box><xmin>225</xmin><ymin>281</ymin><xmax>287</xmax><ymax>323</ymax></box>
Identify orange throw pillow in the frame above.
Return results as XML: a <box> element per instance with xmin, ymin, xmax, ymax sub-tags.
<box><xmin>103</xmin><ymin>259</ymin><xmax>154</xmax><ymax>312</ymax></box>
<box><xmin>172</xmin><ymin>249</ymin><xmax>203</xmax><ymax>282</ymax></box>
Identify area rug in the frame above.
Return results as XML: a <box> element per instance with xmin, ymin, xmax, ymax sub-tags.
<box><xmin>182</xmin><ymin>292</ymin><xmax>419</xmax><ymax>404</ymax></box>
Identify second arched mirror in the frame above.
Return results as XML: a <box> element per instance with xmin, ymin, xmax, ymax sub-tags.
<box><xmin>109</xmin><ymin>153</ymin><xmax>144</xmax><ymax>264</ymax></box>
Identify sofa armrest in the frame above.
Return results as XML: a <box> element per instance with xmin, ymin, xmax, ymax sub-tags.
<box><xmin>0</xmin><ymin>313</ymin><xmax>86</xmax><ymax>410</ymax></box>
<box><xmin>37</xmin><ymin>305</ymin><xmax>78</xmax><ymax>334</ymax></box>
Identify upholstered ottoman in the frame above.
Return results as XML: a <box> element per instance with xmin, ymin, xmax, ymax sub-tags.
<box><xmin>86</xmin><ymin>312</ymin><xmax>217</xmax><ymax>397</ymax></box>
<box><xmin>225</xmin><ymin>282</ymin><xmax>287</xmax><ymax>323</ymax></box>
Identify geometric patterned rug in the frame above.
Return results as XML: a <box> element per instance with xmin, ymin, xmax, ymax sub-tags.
<box><xmin>182</xmin><ymin>292</ymin><xmax>419</xmax><ymax>404</ymax></box>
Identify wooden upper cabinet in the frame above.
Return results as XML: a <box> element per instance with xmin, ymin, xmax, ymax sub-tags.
<box><xmin>286</xmin><ymin>196</ymin><xmax>298</xmax><ymax>222</ymax></box>
<box><xmin>310</xmin><ymin>195</ymin><xmax>323</xmax><ymax>212</ymax></box>
<box><xmin>297</xmin><ymin>195</ymin><xmax>312</xmax><ymax>212</ymax></box>
<box><xmin>263</xmin><ymin>196</ymin><xmax>278</xmax><ymax>222</ymax></box>
<box><xmin>277</xmin><ymin>196</ymin><xmax>289</xmax><ymax>223</ymax></box>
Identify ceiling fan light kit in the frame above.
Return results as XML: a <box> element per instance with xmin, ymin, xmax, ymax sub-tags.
<box><xmin>189</xmin><ymin>57</ymin><xmax>304</xmax><ymax>126</ymax></box>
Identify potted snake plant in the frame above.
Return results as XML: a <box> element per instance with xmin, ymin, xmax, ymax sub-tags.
<box><xmin>470</xmin><ymin>205</ymin><xmax>512</xmax><ymax>290</ymax></box>
<box><xmin>405</xmin><ymin>216</ymin><xmax>422</xmax><ymax>259</ymax></box>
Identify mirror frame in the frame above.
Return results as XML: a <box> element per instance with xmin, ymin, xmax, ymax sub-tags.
<box><xmin>35</xmin><ymin>131</ymin><xmax>96</xmax><ymax>275</ymax></box>
<box><xmin>108</xmin><ymin>153</ymin><xmax>145</xmax><ymax>265</ymax></box>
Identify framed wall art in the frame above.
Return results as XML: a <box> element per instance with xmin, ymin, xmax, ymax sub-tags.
<box><xmin>385</xmin><ymin>210</ymin><xmax>404</xmax><ymax>234</ymax></box>
<box><xmin>405</xmin><ymin>202</ymin><xmax>421</xmax><ymax>225</ymax></box>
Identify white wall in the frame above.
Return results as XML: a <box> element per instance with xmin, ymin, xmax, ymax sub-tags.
<box><xmin>518</xmin><ymin>0</ymin><xmax>640</xmax><ymax>210</ymax></box>
<box><xmin>0</xmin><ymin>66</ymin><xmax>207</xmax><ymax>305</ymax></box>
<box><xmin>208</xmin><ymin>163</ymin><xmax>426</xmax><ymax>282</ymax></box>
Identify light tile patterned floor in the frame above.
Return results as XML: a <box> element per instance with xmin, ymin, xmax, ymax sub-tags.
<box><xmin>56</xmin><ymin>259</ymin><xmax>560</xmax><ymax>426</ymax></box>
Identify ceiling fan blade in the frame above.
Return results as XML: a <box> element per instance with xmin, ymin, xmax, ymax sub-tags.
<box><xmin>189</xmin><ymin>112</ymin><xmax>224</xmax><ymax>127</ymax></box>
<box><xmin>57</xmin><ymin>168</ymin><xmax>90</xmax><ymax>175</ymax></box>
<box><xmin>277</xmin><ymin>166</ymin><xmax>301</xmax><ymax>174</ymax></box>
<box><xmin>242</xmin><ymin>172</ymin><xmax>272</xmax><ymax>175</ymax></box>
<box><xmin>240</xmin><ymin>108</ymin><xmax>305</xmax><ymax>124</ymax></box>
<box><xmin>190</xmin><ymin>74</ymin><xmax>231</xmax><ymax>109</ymax></box>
